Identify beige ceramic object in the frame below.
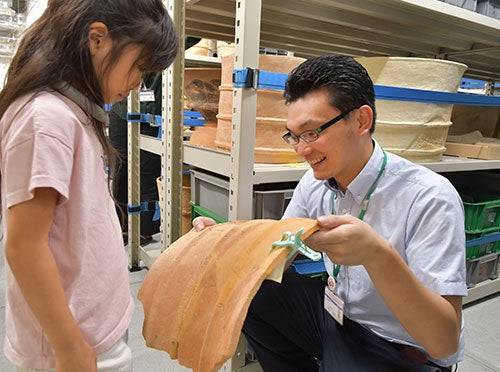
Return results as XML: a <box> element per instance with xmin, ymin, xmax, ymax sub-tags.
<box><xmin>184</xmin><ymin>68</ymin><xmax>221</xmax><ymax>148</ymax></box>
<box><xmin>185</xmin><ymin>38</ymin><xmax>216</xmax><ymax>57</ymax></box>
<box><xmin>356</xmin><ymin>57</ymin><xmax>467</xmax><ymax>162</ymax></box>
<box><xmin>156</xmin><ymin>177</ymin><xmax>192</xmax><ymax>236</ymax></box>
<box><xmin>138</xmin><ymin>218</ymin><xmax>320</xmax><ymax>372</ymax></box>
<box><xmin>216</xmin><ymin>41</ymin><xmax>235</xmax><ymax>57</ymax></box>
<box><xmin>216</xmin><ymin>54</ymin><xmax>306</xmax><ymax>163</ymax></box>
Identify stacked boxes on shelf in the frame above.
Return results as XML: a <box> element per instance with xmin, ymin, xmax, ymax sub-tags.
<box><xmin>438</xmin><ymin>0</ymin><xmax>500</xmax><ymax>20</ymax></box>
<box><xmin>189</xmin><ymin>168</ymin><xmax>297</xmax><ymax>222</ymax></box>
<box><xmin>463</xmin><ymin>192</ymin><xmax>500</xmax><ymax>287</ymax></box>
<box><xmin>438</xmin><ymin>0</ymin><xmax>477</xmax><ymax>11</ymax></box>
<box><xmin>477</xmin><ymin>0</ymin><xmax>500</xmax><ymax>18</ymax></box>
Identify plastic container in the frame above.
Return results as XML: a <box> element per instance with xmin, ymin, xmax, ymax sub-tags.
<box><xmin>461</xmin><ymin>193</ymin><xmax>500</xmax><ymax>232</ymax></box>
<box><xmin>477</xmin><ymin>0</ymin><xmax>500</xmax><ymax>19</ymax></box>
<box><xmin>190</xmin><ymin>169</ymin><xmax>296</xmax><ymax>220</ymax></box>
<box><xmin>438</xmin><ymin>0</ymin><xmax>477</xmax><ymax>11</ymax></box>
<box><xmin>466</xmin><ymin>229</ymin><xmax>500</xmax><ymax>259</ymax></box>
<box><xmin>190</xmin><ymin>202</ymin><xmax>227</xmax><ymax>224</ymax></box>
<box><xmin>466</xmin><ymin>252</ymin><xmax>500</xmax><ymax>287</ymax></box>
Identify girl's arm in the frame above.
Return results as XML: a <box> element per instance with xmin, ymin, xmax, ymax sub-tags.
<box><xmin>5</xmin><ymin>187</ymin><xmax>96</xmax><ymax>371</ymax></box>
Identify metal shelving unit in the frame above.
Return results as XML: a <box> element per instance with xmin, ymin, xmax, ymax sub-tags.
<box><xmin>186</xmin><ymin>0</ymin><xmax>500</xmax><ymax>81</ymax></box>
<box><xmin>182</xmin><ymin>0</ymin><xmax>500</xmax><ymax>305</ymax></box>
<box><xmin>129</xmin><ymin>2</ymin><xmax>500</xmax><ymax>356</ymax></box>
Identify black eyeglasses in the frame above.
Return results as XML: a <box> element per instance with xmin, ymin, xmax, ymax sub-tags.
<box><xmin>282</xmin><ymin>107</ymin><xmax>359</xmax><ymax>145</ymax></box>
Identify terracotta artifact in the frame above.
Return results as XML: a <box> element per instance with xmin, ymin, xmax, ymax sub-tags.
<box><xmin>138</xmin><ymin>218</ymin><xmax>320</xmax><ymax>372</ymax></box>
<box><xmin>216</xmin><ymin>54</ymin><xmax>306</xmax><ymax>163</ymax></box>
<box><xmin>184</xmin><ymin>67</ymin><xmax>221</xmax><ymax>147</ymax></box>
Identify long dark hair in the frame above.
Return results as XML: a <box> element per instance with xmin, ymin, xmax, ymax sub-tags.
<box><xmin>0</xmin><ymin>0</ymin><xmax>178</xmax><ymax>213</ymax></box>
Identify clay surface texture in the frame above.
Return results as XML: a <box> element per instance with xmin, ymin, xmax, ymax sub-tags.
<box><xmin>138</xmin><ymin>218</ymin><xmax>319</xmax><ymax>372</ymax></box>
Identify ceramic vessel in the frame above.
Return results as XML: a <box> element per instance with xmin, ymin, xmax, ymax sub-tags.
<box><xmin>357</xmin><ymin>57</ymin><xmax>468</xmax><ymax>162</ymax></box>
<box><xmin>184</xmin><ymin>67</ymin><xmax>221</xmax><ymax>147</ymax></box>
<box><xmin>216</xmin><ymin>54</ymin><xmax>306</xmax><ymax>163</ymax></box>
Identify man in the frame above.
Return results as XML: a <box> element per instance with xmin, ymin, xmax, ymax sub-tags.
<box><xmin>194</xmin><ymin>55</ymin><xmax>466</xmax><ymax>371</ymax></box>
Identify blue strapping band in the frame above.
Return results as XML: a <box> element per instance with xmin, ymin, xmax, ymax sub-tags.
<box><xmin>184</xmin><ymin>110</ymin><xmax>206</xmax><ymax>127</ymax></box>
<box><xmin>127</xmin><ymin>201</ymin><xmax>158</xmax><ymax>216</ymax></box>
<box><xmin>466</xmin><ymin>231</ymin><xmax>500</xmax><ymax>248</ymax></box>
<box><xmin>232</xmin><ymin>68</ymin><xmax>500</xmax><ymax>106</ymax></box>
<box><xmin>127</xmin><ymin>112</ymin><xmax>163</xmax><ymax>126</ymax></box>
<box><xmin>153</xmin><ymin>201</ymin><xmax>160</xmax><ymax>221</ymax></box>
<box><xmin>374</xmin><ymin>85</ymin><xmax>500</xmax><ymax>106</ymax></box>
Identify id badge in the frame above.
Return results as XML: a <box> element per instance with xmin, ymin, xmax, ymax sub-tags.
<box><xmin>324</xmin><ymin>282</ymin><xmax>344</xmax><ymax>325</ymax></box>
<box><xmin>140</xmin><ymin>89</ymin><xmax>155</xmax><ymax>102</ymax></box>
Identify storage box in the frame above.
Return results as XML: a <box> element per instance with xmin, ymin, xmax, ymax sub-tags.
<box><xmin>191</xmin><ymin>202</ymin><xmax>227</xmax><ymax>223</ymax></box>
<box><xmin>477</xmin><ymin>0</ymin><xmax>500</xmax><ymax>18</ymax></box>
<box><xmin>438</xmin><ymin>0</ymin><xmax>477</xmax><ymax>11</ymax></box>
<box><xmin>461</xmin><ymin>193</ymin><xmax>500</xmax><ymax>232</ymax></box>
<box><xmin>444</xmin><ymin>141</ymin><xmax>500</xmax><ymax>160</ymax></box>
<box><xmin>466</xmin><ymin>229</ymin><xmax>500</xmax><ymax>259</ymax></box>
<box><xmin>466</xmin><ymin>252</ymin><xmax>500</xmax><ymax>287</ymax></box>
<box><xmin>190</xmin><ymin>169</ymin><xmax>296</xmax><ymax>220</ymax></box>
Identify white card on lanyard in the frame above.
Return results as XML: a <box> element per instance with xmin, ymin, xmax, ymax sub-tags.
<box><xmin>324</xmin><ymin>285</ymin><xmax>344</xmax><ymax>325</ymax></box>
<box><xmin>140</xmin><ymin>90</ymin><xmax>155</xmax><ymax>102</ymax></box>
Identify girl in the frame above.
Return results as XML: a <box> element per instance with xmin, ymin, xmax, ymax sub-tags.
<box><xmin>0</xmin><ymin>0</ymin><xmax>178</xmax><ymax>371</ymax></box>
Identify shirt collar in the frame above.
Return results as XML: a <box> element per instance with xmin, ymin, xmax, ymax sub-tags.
<box><xmin>324</xmin><ymin>139</ymin><xmax>385</xmax><ymax>205</ymax></box>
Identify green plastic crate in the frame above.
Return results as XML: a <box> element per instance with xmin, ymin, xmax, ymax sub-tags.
<box><xmin>190</xmin><ymin>202</ymin><xmax>227</xmax><ymax>224</ymax></box>
<box><xmin>462</xmin><ymin>193</ymin><xmax>500</xmax><ymax>233</ymax></box>
<box><xmin>466</xmin><ymin>229</ymin><xmax>500</xmax><ymax>259</ymax></box>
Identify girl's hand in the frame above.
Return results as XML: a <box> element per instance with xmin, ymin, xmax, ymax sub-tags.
<box><xmin>192</xmin><ymin>216</ymin><xmax>217</xmax><ymax>231</ymax></box>
<box><xmin>55</xmin><ymin>339</ymin><xmax>97</xmax><ymax>372</ymax></box>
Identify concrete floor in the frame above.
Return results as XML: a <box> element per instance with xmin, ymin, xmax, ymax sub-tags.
<box><xmin>0</xmin><ymin>238</ymin><xmax>499</xmax><ymax>371</ymax></box>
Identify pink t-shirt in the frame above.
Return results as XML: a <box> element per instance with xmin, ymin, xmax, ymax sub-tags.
<box><xmin>0</xmin><ymin>91</ymin><xmax>134</xmax><ymax>369</ymax></box>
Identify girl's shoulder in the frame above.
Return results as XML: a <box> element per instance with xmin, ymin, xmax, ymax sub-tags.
<box><xmin>18</xmin><ymin>90</ymin><xmax>86</xmax><ymax>123</ymax></box>
<box><xmin>2</xmin><ymin>90</ymin><xmax>88</xmax><ymax>148</ymax></box>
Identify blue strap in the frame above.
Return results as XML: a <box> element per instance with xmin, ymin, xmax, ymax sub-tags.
<box><xmin>152</xmin><ymin>201</ymin><xmax>160</xmax><ymax>221</ymax></box>
<box><xmin>233</xmin><ymin>68</ymin><xmax>288</xmax><ymax>90</ymax></box>
<box><xmin>128</xmin><ymin>110</ymin><xmax>206</xmax><ymax>138</ymax></box>
<box><xmin>127</xmin><ymin>112</ymin><xmax>163</xmax><ymax>126</ymax></box>
<box><xmin>184</xmin><ymin>110</ymin><xmax>206</xmax><ymax>127</ymax></box>
<box><xmin>232</xmin><ymin>68</ymin><xmax>500</xmax><ymax>106</ymax></box>
<box><xmin>127</xmin><ymin>201</ymin><xmax>158</xmax><ymax>216</ymax></box>
<box><xmin>374</xmin><ymin>85</ymin><xmax>500</xmax><ymax>106</ymax></box>
<box><xmin>466</xmin><ymin>231</ymin><xmax>500</xmax><ymax>248</ymax></box>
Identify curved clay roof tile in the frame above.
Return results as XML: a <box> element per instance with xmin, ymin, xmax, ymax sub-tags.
<box><xmin>138</xmin><ymin>217</ymin><xmax>320</xmax><ymax>372</ymax></box>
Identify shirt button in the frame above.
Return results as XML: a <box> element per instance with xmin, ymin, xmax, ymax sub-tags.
<box><xmin>341</xmin><ymin>208</ymin><xmax>347</xmax><ymax>214</ymax></box>
<box><xmin>357</xmin><ymin>195</ymin><xmax>362</xmax><ymax>200</ymax></box>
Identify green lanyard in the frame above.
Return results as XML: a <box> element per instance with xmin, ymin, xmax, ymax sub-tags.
<box><xmin>331</xmin><ymin>150</ymin><xmax>387</xmax><ymax>277</ymax></box>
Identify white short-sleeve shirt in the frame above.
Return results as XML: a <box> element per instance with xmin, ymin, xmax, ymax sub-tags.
<box><xmin>283</xmin><ymin>140</ymin><xmax>467</xmax><ymax>366</ymax></box>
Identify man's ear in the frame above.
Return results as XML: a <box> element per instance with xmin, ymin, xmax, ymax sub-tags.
<box><xmin>88</xmin><ymin>22</ymin><xmax>109</xmax><ymax>56</ymax></box>
<box><xmin>357</xmin><ymin>104</ymin><xmax>374</xmax><ymax>136</ymax></box>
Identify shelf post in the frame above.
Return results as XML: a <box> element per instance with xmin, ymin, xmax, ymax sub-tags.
<box><xmin>162</xmin><ymin>0</ymin><xmax>185</xmax><ymax>248</ymax></box>
<box><xmin>228</xmin><ymin>0</ymin><xmax>262</xmax><ymax>221</ymax></box>
<box><xmin>128</xmin><ymin>90</ymin><xmax>141</xmax><ymax>269</ymax></box>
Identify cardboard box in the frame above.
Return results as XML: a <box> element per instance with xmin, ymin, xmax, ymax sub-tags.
<box><xmin>445</xmin><ymin>141</ymin><xmax>500</xmax><ymax>160</ymax></box>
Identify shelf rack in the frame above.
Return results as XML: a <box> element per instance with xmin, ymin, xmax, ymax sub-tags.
<box><xmin>185</xmin><ymin>0</ymin><xmax>500</xmax><ymax>81</ymax></box>
<box><xmin>129</xmin><ymin>2</ymin><xmax>500</xmax><ymax>369</ymax></box>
